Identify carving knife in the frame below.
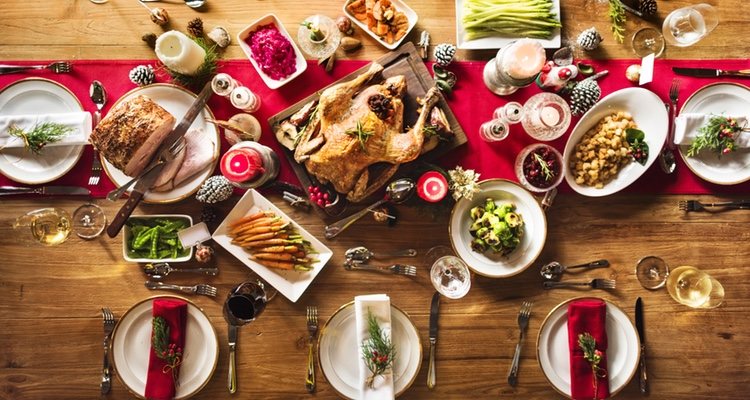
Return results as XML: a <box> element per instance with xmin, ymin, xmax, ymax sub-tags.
<box><xmin>105</xmin><ymin>81</ymin><xmax>213</xmax><ymax>238</ymax></box>
<box><xmin>427</xmin><ymin>291</ymin><xmax>440</xmax><ymax>389</ymax></box>
<box><xmin>0</xmin><ymin>185</ymin><xmax>90</xmax><ymax>196</ymax></box>
<box><xmin>672</xmin><ymin>67</ymin><xmax>750</xmax><ymax>78</ymax></box>
<box><xmin>228</xmin><ymin>324</ymin><xmax>238</xmax><ymax>394</ymax></box>
<box><xmin>635</xmin><ymin>297</ymin><xmax>648</xmax><ymax>394</ymax></box>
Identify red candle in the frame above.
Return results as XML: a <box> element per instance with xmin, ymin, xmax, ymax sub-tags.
<box><xmin>220</xmin><ymin>148</ymin><xmax>264</xmax><ymax>183</ymax></box>
<box><xmin>417</xmin><ymin>171</ymin><xmax>449</xmax><ymax>203</ymax></box>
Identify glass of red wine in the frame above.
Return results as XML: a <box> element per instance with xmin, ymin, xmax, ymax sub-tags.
<box><xmin>223</xmin><ymin>280</ymin><xmax>277</xmax><ymax>325</ymax></box>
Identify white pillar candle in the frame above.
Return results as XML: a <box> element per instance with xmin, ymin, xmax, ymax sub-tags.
<box><xmin>501</xmin><ymin>39</ymin><xmax>546</xmax><ymax>81</ymax></box>
<box><xmin>155</xmin><ymin>30</ymin><xmax>206</xmax><ymax>76</ymax></box>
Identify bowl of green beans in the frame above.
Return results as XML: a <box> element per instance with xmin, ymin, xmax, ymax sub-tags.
<box><xmin>123</xmin><ymin>215</ymin><xmax>193</xmax><ymax>263</ymax></box>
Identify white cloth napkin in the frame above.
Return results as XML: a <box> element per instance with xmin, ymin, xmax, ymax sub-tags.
<box><xmin>674</xmin><ymin>113</ymin><xmax>750</xmax><ymax>147</ymax></box>
<box><xmin>0</xmin><ymin>112</ymin><xmax>92</xmax><ymax>149</ymax></box>
<box><xmin>355</xmin><ymin>294</ymin><xmax>395</xmax><ymax>400</ymax></box>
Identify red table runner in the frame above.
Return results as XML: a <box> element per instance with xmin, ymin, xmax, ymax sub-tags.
<box><xmin>1</xmin><ymin>58</ymin><xmax>749</xmax><ymax>197</ymax></box>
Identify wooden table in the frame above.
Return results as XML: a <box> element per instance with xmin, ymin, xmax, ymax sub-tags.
<box><xmin>1</xmin><ymin>1</ymin><xmax>749</xmax><ymax>399</ymax></box>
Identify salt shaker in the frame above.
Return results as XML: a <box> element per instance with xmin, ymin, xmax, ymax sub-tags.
<box><xmin>230</xmin><ymin>86</ymin><xmax>261</xmax><ymax>113</ymax></box>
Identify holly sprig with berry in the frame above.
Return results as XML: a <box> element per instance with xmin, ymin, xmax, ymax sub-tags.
<box><xmin>688</xmin><ymin>115</ymin><xmax>748</xmax><ymax>157</ymax></box>
<box><xmin>578</xmin><ymin>332</ymin><xmax>607</xmax><ymax>400</ymax></box>
<box><xmin>626</xmin><ymin>128</ymin><xmax>649</xmax><ymax>165</ymax></box>
<box><xmin>152</xmin><ymin>316</ymin><xmax>183</xmax><ymax>383</ymax></box>
<box><xmin>360</xmin><ymin>310</ymin><xmax>396</xmax><ymax>389</ymax></box>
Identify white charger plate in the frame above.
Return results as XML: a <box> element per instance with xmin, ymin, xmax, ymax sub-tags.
<box><xmin>563</xmin><ymin>87</ymin><xmax>668</xmax><ymax>197</ymax></box>
<box><xmin>101</xmin><ymin>84</ymin><xmax>219</xmax><ymax>204</ymax></box>
<box><xmin>449</xmin><ymin>179</ymin><xmax>547</xmax><ymax>278</ymax></box>
<box><xmin>212</xmin><ymin>189</ymin><xmax>333</xmax><ymax>303</ymax></box>
<box><xmin>679</xmin><ymin>82</ymin><xmax>750</xmax><ymax>185</ymax></box>
<box><xmin>343</xmin><ymin>0</ymin><xmax>418</xmax><ymax>51</ymax></box>
<box><xmin>110</xmin><ymin>296</ymin><xmax>218</xmax><ymax>399</ymax></box>
<box><xmin>536</xmin><ymin>297</ymin><xmax>640</xmax><ymax>398</ymax></box>
<box><xmin>455</xmin><ymin>0</ymin><xmax>561</xmax><ymax>49</ymax></box>
<box><xmin>0</xmin><ymin>78</ymin><xmax>85</xmax><ymax>184</ymax></box>
<box><xmin>318</xmin><ymin>302</ymin><xmax>421</xmax><ymax>399</ymax></box>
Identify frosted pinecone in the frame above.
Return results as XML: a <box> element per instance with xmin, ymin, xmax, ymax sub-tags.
<box><xmin>129</xmin><ymin>65</ymin><xmax>155</xmax><ymax>86</ymax></box>
<box><xmin>570</xmin><ymin>79</ymin><xmax>601</xmax><ymax>116</ymax></box>
<box><xmin>187</xmin><ymin>18</ymin><xmax>204</xmax><ymax>38</ymax></box>
<box><xmin>639</xmin><ymin>0</ymin><xmax>657</xmax><ymax>16</ymax></box>
<box><xmin>434</xmin><ymin>43</ymin><xmax>456</xmax><ymax>67</ymax></box>
<box><xmin>577</xmin><ymin>27</ymin><xmax>602</xmax><ymax>51</ymax></box>
<box><xmin>196</xmin><ymin>176</ymin><xmax>234</xmax><ymax>203</ymax></box>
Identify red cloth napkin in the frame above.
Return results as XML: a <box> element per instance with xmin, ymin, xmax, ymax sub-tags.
<box><xmin>567</xmin><ymin>299</ymin><xmax>609</xmax><ymax>400</ymax></box>
<box><xmin>145</xmin><ymin>299</ymin><xmax>187</xmax><ymax>400</ymax></box>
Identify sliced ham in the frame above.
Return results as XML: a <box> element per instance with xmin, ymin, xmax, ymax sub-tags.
<box><xmin>152</xmin><ymin>127</ymin><xmax>216</xmax><ymax>192</ymax></box>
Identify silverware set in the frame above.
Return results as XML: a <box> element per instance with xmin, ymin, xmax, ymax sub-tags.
<box><xmin>343</xmin><ymin>260</ymin><xmax>417</xmax><ymax>276</ymax></box>
<box><xmin>343</xmin><ymin>246</ymin><xmax>417</xmax><ymax>276</ymax></box>
<box><xmin>679</xmin><ymin>199</ymin><xmax>750</xmax><ymax>212</ymax></box>
<box><xmin>0</xmin><ymin>61</ymin><xmax>72</xmax><ymax>75</ymax></box>
<box><xmin>144</xmin><ymin>281</ymin><xmax>218</xmax><ymax>297</ymax></box>
<box><xmin>142</xmin><ymin>262</ymin><xmax>218</xmax><ymax>280</ymax></box>
<box><xmin>305</xmin><ymin>306</ymin><xmax>318</xmax><ymax>393</ymax></box>
<box><xmin>507</xmin><ymin>301</ymin><xmax>532</xmax><ymax>387</ymax></box>
<box><xmin>100</xmin><ymin>307</ymin><xmax>115</xmax><ymax>395</ymax></box>
<box><xmin>543</xmin><ymin>278</ymin><xmax>617</xmax><ymax>290</ymax></box>
<box><xmin>0</xmin><ymin>185</ymin><xmax>90</xmax><ymax>196</ymax></box>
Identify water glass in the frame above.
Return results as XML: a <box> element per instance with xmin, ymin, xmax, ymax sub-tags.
<box><xmin>662</xmin><ymin>4</ymin><xmax>718</xmax><ymax>47</ymax></box>
<box><xmin>521</xmin><ymin>92</ymin><xmax>571</xmax><ymax>141</ymax></box>
<box><xmin>635</xmin><ymin>255</ymin><xmax>670</xmax><ymax>290</ymax></box>
<box><xmin>666</xmin><ymin>266</ymin><xmax>724</xmax><ymax>308</ymax></box>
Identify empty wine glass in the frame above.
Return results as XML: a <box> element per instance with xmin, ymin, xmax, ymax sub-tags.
<box><xmin>662</xmin><ymin>3</ymin><xmax>718</xmax><ymax>47</ymax></box>
<box><xmin>72</xmin><ymin>203</ymin><xmax>107</xmax><ymax>240</ymax></box>
<box><xmin>426</xmin><ymin>246</ymin><xmax>471</xmax><ymax>299</ymax></box>
<box><xmin>631</xmin><ymin>27</ymin><xmax>666</xmax><ymax>57</ymax></box>
<box><xmin>635</xmin><ymin>255</ymin><xmax>670</xmax><ymax>290</ymax></box>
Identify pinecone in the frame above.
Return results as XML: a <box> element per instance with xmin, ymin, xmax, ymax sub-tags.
<box><xmin>200</xmin><ymin>205</ymin><xmax>220</xmax><ymax>225</ymax></box>
<box><xmin>433</xmin><ymin>43</ymin><xmax>456</xmax><ymax>67</ymax></box>
<box><xmin>570</xmin><ymin>79</ymin><xmax>601</xmax><ymax>116</ymax></box>
<box><xmin>187</xmin><ymin>18</ymin><xmax>204</xmax><ymax>38</ymax></box>
<box><xmin>196</xmin><ymin>175</ymin><xmax>234</xmax><ymax>203</ymax></box>
<box><xmin>128</xmin><ymin>65</ymin><xmax>155</xmax><ymax>86</ymax></box>
<box><xmin>577</xmin><ymin>27</ymin><xmax>603</xmax><ymax>51</ymax></box>
<box><xmin>639</xmin><ymin>0</ymin><xmax>657</xmax><ymax>16</ymax></box>
<box><xmin>142</xmin><ymin>33</ymin><xmax>157</xmax><ymax>49</ymax></box>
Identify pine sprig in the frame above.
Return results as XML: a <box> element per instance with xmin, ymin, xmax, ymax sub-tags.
<box><xmin>152</xmin><ymin>316</ymin><xmax>183</xmax><ymax>383</ymax></box>
<box><xmin>345</xmin><ymin>120</ymin><xmax>375</xmax><ymax>152</ymax></box>
<box><xmin>688</xmin><ymin>115</ymin><xmax>747</xmax><ymax>157</ymax></box>
<box><xmin>608</xmin><ymin>0</ymin><xmax>626</xmax><ymax>43</ymax></box>
<box><xmin>8</xmin><ymin>122</ymin><xmax>72</xmax><ymax>155</ymax></box>
<box><xmin>533</xmin><ymin>153</ymin><xmax>554</xmax><ymax>182</ymax></box>
<box><xmin>161</xmin><ymin>36</ymin><xmax>219</xmax><ymax>91</ymax></box>
<box><xmin>578</xmin><ymin>332</ymin><xmax>607</xmax><ymax>400</ymax></box>
<box><xmin>360</xmin><ymin>310</ymin><xmax>396</xmax><ymax>389</ymax></box>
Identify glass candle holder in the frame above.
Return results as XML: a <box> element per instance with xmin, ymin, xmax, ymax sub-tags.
<box><xmin>297</xmin><ymin>15</ymin><xmax>341</xmax><ymax>60</ymax></box>
<box><xmin>483</xmin><ymin>39</ymin><xmax>546</xmax><ymax>96</ymax></box>
<box><xmin>521</xmin><ymin>92</ymin><xmax>571</xmax><ymax>141</ymax></box>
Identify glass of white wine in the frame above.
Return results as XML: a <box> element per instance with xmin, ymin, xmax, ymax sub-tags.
<box><xmin>662</xmin><ymin>3</ymin><xmax>719</xmax><ymax>47</ymax></box>
<box><xmin>666</xmin><ymin>266</ymin><xmax>724</xmax><ymax>308</ymax></box>
<box><xmin>13</xmin><ymin>208</ymin><xmax>72</xmax><ymax>246</ymax></box>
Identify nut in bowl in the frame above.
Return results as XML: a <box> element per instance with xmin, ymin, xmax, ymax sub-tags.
<box><xmin>563</xmin><ymin>87</ymin><xmax>668</xmax><ymax>197</ymax></box>
<box><xmin>343</xmin><ymin>0</ymin><xmax>418</xmax><ymax>50</ymax></box>
<box><xmin>123</xmin><ymin>215</ymin><xmax>193</xmax><ymax>263</ymax></box>
<box><xmin>449</xmin><ymin>179</ymin><xmax>546</xmax><ymax>278</ymax></box>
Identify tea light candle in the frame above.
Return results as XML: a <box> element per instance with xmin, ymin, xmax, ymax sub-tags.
<box><xmin>155</xmin><ymin>30</ymin><xmax>206</xmax><ymax>76</ymax></box>
<box><xmin>539</xmin><ymin>105</ymin><xmax>561</xmax><ymax>127</ymax></box>
<box><xmin>230</xmin><ymin>86</ymin><xmax>261</xmax><ymax>113</ymax></box>
<box><xmin>501</xmin><ymin>39</ymin><xmax>546</xmax><ymax>81</ymax></box>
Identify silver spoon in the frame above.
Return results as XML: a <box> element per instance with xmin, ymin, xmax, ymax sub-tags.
<box><xmin>345</xmin><ymin>246</ymin><xmax>417</xmax><ymax>262</ymax></box>
<box><xmin>540</xmin><ymin>259</ymin><xmax>609</xmax><ymax>280</ymax></box>
<box><xmin>659</xmin><ymin>103</ymin><xmax>677</xmax><ymax>174</ymax></box>
<box><xmin>143</xmin><ymin>262</ymin><xmax>218</xmax><ymax>280</ymax></box>
<box><xmin>139</xmin><ymin>0</ymin><xmax>206</xmax><ymax>9</ymax></box>
<box><xmin>324</xmin><ymin>178</ymin><xmax>416</xmax><ymax>239</ymax></box>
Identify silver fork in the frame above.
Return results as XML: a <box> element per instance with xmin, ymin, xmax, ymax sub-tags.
<box><xmin>659</xmin><ymin>79</ymin><xmax>681</xmax><ymax>174</ymax></box>
<box><xmin>106</xmin><ymin>138</ymin><xmax>187</xmax><ymax>201</ymax></box>
<box><xmin>101</xmin><ymin>307</ymin><xmax>115</xmax><ymax>395</ymax></box>
<box><xmin>508</xmin><ymin>301</ymin><xmax>532</xmax><ymax>386</ymax></box>
<box><xmin>679</xmin><ymin>199</ymin><xmax>750</xmax><ymax>212</ymax></box>
<box><xmin>0</xmin><ymin>61</ymin><xmax>72</xmax><ymax>75</ymax></box>
<box><xmin>543</xmin><ymin>279</ymin><xmax>617</xmax><ymax>290</ymax></box>
<box><xmin>667</xmin><ymin>79</ymin><xmax>681</xmax><ymax>151</ymax></box>
<box><xmin>144</xmin><ymin>281</ymin><xmax>218</xmax><ymax>297</ymax></box>
<box><xmin>343</xmin><ymin>261</ymin><xmax>417</xmax><ymax>276</ymax></box>
<box><xmin>305</xmin><ymin>306</ymin><xmax>318</xmax><ymax>393</ymax></box>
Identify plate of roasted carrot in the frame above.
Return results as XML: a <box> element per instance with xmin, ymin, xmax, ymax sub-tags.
<box><xmin>213</xmin><ymin>189</ymin><xmax>332</xmax><ymax>302</ymax></box>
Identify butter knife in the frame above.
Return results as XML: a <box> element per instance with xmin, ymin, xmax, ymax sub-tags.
<box><xmin>105</xmin><ymin>81</ymin><xmax>212</xmax><ymax>238</ymax></box>
<box><xmin>672</xmin><ymin>67</ymin><xmax>750</xmax><ymax>78</ymax></box>
<box><xmin>228</xmin><ymin>324</ymin><xmax>238</xmax><ymax>394</ymax></box>
<box><xmin>427</xmin><ymin>291</ymin><xmax>440</xmax><ymax>389</ymax></box>
<box><xmin>0</xmin><ymin>185</ymin><xmax>90</xmax><ymax>196</ymax></box>
<box><xmin>635</xmin><ymin>297</ymin><xmax>648</xmax><ymax>394</ymax></box>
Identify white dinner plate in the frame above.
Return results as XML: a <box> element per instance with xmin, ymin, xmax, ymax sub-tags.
<box><xmin>455</xmin><ymin>0</ymin><xmax>561</xmax><ymax>49</ymax></box>
<box><xmin>110</xmin><ymin>296</ymin><xmax>218</xmax><ymax>399</ymax></box>
<box><xmin>212</xmin><ymin>189</ymin><xmax>333</xmax><ymax>303</ymax></box>
<box><xmin>679</xmin><ymin>82</ymin><xmax>750</xmax><ymax>185</ymax></box>
<box><xmin>536</xmin><ymin>297</ymin><xmax>640</xmax><ymax>398</ymax></box>
<box><xmin>101</xmin><ymin>84</ymin><xmax>219</xmax><ymax>203</ymax></box>
<box><xmin>0</xmin><ymin>78</ymin><xmax>85</xmax><ymax>184</ymax></box>
<box><xmin>563</xmin><ymin>87</ymin><xmax>669</xmax><ymax>197</ymax></box>
<box><xmin>318</xmin><ymin>302</ymin><xmax>421</xmax><ymax>399</ymax></box>
<box><xmin>449</xmin><ymin>179</ymin><xmax>547</xmax><ymax>278</ymax></box>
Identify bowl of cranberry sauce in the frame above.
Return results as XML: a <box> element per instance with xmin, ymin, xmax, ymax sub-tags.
<box><xmin>514</xmin><ymin>143</ymin><xmax>564</xmax><ymax>192</ymax></box>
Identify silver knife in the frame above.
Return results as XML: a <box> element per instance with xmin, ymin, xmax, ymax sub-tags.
<box><xmin>105</xmin><ymin>81</ymin><xmax>213</xmax><ymax>238</ymax></box>
<box><xmin>635</xmin><ymin>297</ymin><xmax>648</xmax><ymax>394</ymax></box>
<box><xmin>0</xmin><ymin>185</ymin><xmax>90</xmax><ymax>196</ymax></box>
<box><xmin>673</xmin><ymin>67</ymin><xmax>750</xmax><ymax>78</ymax></box>
<box><xmin>427</xmin><ymin>291</ymin><xmax>440</xmax><ymax>389</ymax></box>
<box><xmin>228</xmin><ymin>324</ymin><xmax>238</xmax><ymax>394</ymax></box>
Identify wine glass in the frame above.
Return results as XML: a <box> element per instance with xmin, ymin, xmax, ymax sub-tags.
<box><xmin>631</xmin><ymin>27</ymin><xmax>665</xmax><ymax>57</ymax></box>
<box><xmin>224</xmin><ymin>280</ymin><xmax>277</xmax><ymax>325</ymax></box>
<box><xmin>666</xmin><ymin>266</ymin><xmax>724</xmax><ymax>308</ymax></box>
<box><xmin>662</xmin><ymin>3</ymin><xmax>718</xmax><ymax>47</ymax></box>
<box><xmin>635</xmin><ymin>255</ymin><xmax>670</xmax><ymax>290</ymax></box>
<box><xmin>13</xmin><ymin>207</ymin><xmax>72</xmax><ymax>246</ymax></box>
<box><xmin>426</xmin><ymin>246</ymin><xmax>471</xmax><ymax>299</ymax></box>
<box><xmin>72</xmin><ymin>203</ymin><xmax>107</xmax><ymax>240</ymax></box>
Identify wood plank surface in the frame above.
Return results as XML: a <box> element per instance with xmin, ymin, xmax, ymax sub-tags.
<box><xmin>2</xmin><ymin>1</ymin><xmax>750</xmax><ymax>399</ymax></box>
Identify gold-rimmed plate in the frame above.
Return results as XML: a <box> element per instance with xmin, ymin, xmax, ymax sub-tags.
<box><xmin>101</xmin><ymin>84</ymin><xmax>219</xmax><ymax>204</ymax></box>
<box><xmin>536</xmin><ymin>297</ymin><xmax>640</xmax><ymax>398</ymax></box>
<box><xmin>0</xmin><ymin>78</ymin><xmax>86</xmax><ymax>184</ymax></box>
<box><xmin>318</xmin><ymin>301</ymin><xmax>421</xmax><ymax>399</ymax></box>
<box><xmin>110</xmin><ymin>295</ymin><xmax>219</xmax><ymax>399</ymax></box>
<box><xmin>449</xmin><ymin>179</ymin><xmax>547</xmax><ymax>278</ymax></box>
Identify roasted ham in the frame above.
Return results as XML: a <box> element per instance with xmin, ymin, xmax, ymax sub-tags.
<box><xmin>153</xmin><ymin>127</ymin><xmax>215</xmax><ymax>192</ymax></box>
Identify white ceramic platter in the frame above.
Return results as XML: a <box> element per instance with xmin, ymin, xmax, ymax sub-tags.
<box><xmin>318</xmin><ymin>302</ymin><xmax>421</xmax><ymax>399</ymax></box>
<box><xmin>101</xmin><ymin>84</ymin><xmax>219</xmax><ymax>204</ymax></box>
<box><xmin>110</xmin><ymin>296</ymin><xmax>218</xmax><ymax>399</ymax></box>
<box><xmin>455</xmin><ymin>0</ymin><xmax>561</xmax><ymax>49</ymax></box>
<box><xmin>449</xmin><ymin>179</ymin><xmax>547</xmax><ymax>278</ymax></box>
<box><xmin>536</xmin><ymin>297</ymin><xmax>640</xmax><ymax>398</ymax></box>
<box><xmin>563</xmin><ymin>87</ymin><xmax>669</xmax><ymax>197</ymax></box>
<box><xmin>0</xmin><ymin>78</ymin><xmax>85</xmax><ymax>184</ymax></box>
<box><xmin>212</xmin><ymin>189</ymin><xmax>333</xmax><ymax>303</ymax></box>
<box><xmin>679</xmin><ymin>82</ymin><xmax>750</xmax><ymax>185</ymax></box>
<box><xmin>343</xmin><ymin>0</ymin><xmax>418</xmax><ymax>51</ymax></box>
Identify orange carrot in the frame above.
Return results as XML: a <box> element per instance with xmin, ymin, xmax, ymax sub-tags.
<box><xmin>244</xmin><ymin>238</ymin><xmax>299</xmax><ymax>248</ymax></box>
<box><xmin>254</xmin><ymin>245</ymin><xmax>300</xmax><ymax>254</ymax></box>
<box><xmin>231</xmin><ymin>219</ymin><xmax>285</xmax><ymax>235</ymax></box>
<box><xmin>251</xmin><ymin>253</ymin><xmax>295</xmax><ymax>261</ymax></box>
<box><xmin>251</xmin><ymin>258</ymin><xmax>295</xmax><ymax>270</ymax></box>
<box><xmin>235</xmin><ymin>232</ymin><xmax>278</xmax><ymax>243</ymax></box>
<box><xmin>229</xmin><ymin>211</ymin><xmax>269</xmax><ymax>228</ymax></box>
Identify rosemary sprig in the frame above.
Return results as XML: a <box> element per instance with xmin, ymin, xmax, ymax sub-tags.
<box><xmin>152</xmin><ymin>316</ymin><xmax>183</xmax><ymax>382</ymax></box>
<box><xmin>345</xmin><ymin>120</ymin><xmax>374</xmax><ymax>152</ymax></box>
<box><xmin>533</xmin><ymin>153</ymin><xmax>554</xmax><ymax>181</ymax></box>
<box><xmin>578</xmin><ymin>332</ymin><xmax>607</xmax><ymax>400</ymax></box>
<box><xmin>360</xmin><ymin>310</ymin><xmax>396</xmax><ymax>389</ymax></box>
<box><xmin>608</xmin><ymin>0</ymin><xmax>626</xmax><ymax>43</ymax></box>
<box><xmin>688</xmin><ymin>115</ymin><xmax>746</xmax><ymax>157</ymax></box>
<box><xmin>8</xmin><ymin>122</ymin><xmax>72</xmax><ymax>155</ymax></box>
